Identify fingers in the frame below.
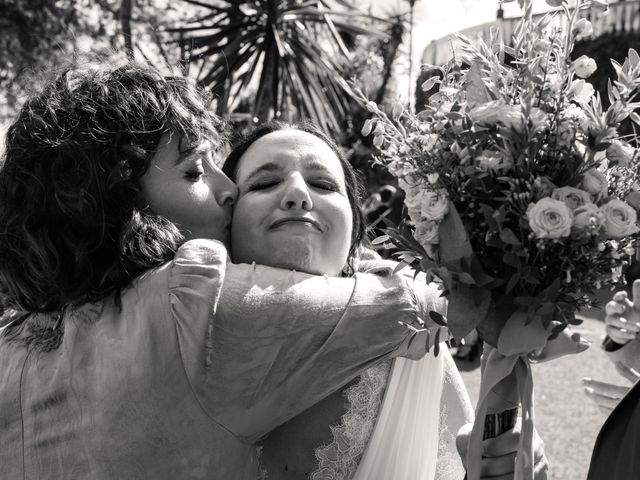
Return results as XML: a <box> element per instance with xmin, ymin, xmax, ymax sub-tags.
<box><xmin>456</xmin><ymin>422</ymin><xmax>472</xmax><ymax>466</ymax></box>
<box><xmin>479</xmin><ymin>432</ymin><xmax>548</xmax><ymax>479</ymax></box>
<box><xmin>534</xmin><ymin>456</ymin><xmax>549</xmax><ymax>480</ymax></box>
<box><xmin>479</xmin><ymin>451</ymin><xmax>516</xmax><ymax>478</ymax></box>
<box><xmin>613</xmin><ymin>361</ymin><xmax>640</xmax><ymax>384</ymax></box>
<box><xmin>582</xmin><ymin>378</ymin><xmax>631</xmax><ymax>397</ymax></box>
<box><xmin>583</xmin><ymin>387</ymin><xmax>622</xmax><ymax>411</ymax></box>
<box><xmin>605</xmin><ymin>320</ymin><xmax>639</xmax><ymax>344</ymax></box>
<box><xmin>633</xmin><ymin>279</ymin><xmax>640</xmax><ymax>310</ymax></box>
<box><xmin>481</xmin><ymin>420</ymin><xmax>521</xmax><ymax>457</ymax></box>
<box><xmin>605</xmin><ymin>315</ymin><xmax>640</xmax><ymax>333</ymax></box>
<box><xmin>604</xmin><ymin>297</ymin><xmax>640</xmax><ymax>344</ymax></box>
<box><xmin>583</xmin><ymin>377</ymin><xmax>630</xmax><ymax>412</ymax></box>
<box><xmin>458</xmin><ymin>420</ymin><xmax>549</xmax><ymax>480</ymax></box>
<box><xmin>605</xmin><ymin>299</ymin><xmax>627</xmax><ymax>315</ymax></box>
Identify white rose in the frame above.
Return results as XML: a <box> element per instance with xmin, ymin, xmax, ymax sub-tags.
<box><xmin>527</xmin><ymin>197</ymin><xmax>574</xmax><ymax>239</ymax></box>
<box><xmin>551</xmin><ymin>186</ymin><xmax>592</xmax><ymax>210</ymax></box>
<box><xmin>414</xmin><ymin>220</ymin><xmax>440</xmax><ymax>246</ymax></box>
<box><xmin>580</xmin><ymin>169</ymin><xmax>608</xmax><ymax>199</ymax></box>
<box><xmin>600</xmin><ymin>199</ymin><xmax>640</xmax><ymax>238</ymax></box>
<box><xmin>421</xmin><ymin>189</ymin><xmax>449</xmax><ymax>221</ymax></box>
<box><xmin>568</xmin><ymin>79</ymin><xmax>595</xmax><ymax>105</ymax></box>
<box><xmin>607</xmin><ymin>140</ymin><xmax>636</xmax><ymax>168</ymax></box>
<box><xmin>573</xmin><ymin>203</ymin><xmax>603</xmax><ymax>232</ymax></box>
<box><xmin>571</xmin><ymin>55</ymin><xmax>597</xmax><ymax>79</ymax></box>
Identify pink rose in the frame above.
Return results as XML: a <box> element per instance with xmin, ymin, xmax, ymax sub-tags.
<box><xmin>414</xmin><ymin>220</ymin><xmax>440</xmax><ymax>246</ymax></box>
<box><xmin>420</xmin><ymin>189</ymin><xmax>449</xmax><ymax>221</ymax></box>
<box><xmin>527</xmin><ymin>198</ymin><xmax>573</xmax><ymax>239</ymax></box>
<box><xmin>600</xmin><ymin>199</ymin><xmax>639</xmax><ymax>238</ymax></box>
<box><xmin>551</xmin><ymin>186</ymin><xmax>592</xmax><ymax>210</ymax></box>
<box><xmin>573</xmin><ymin>203</ymin><xmax>603</xmax><ymax>232</ymax></box>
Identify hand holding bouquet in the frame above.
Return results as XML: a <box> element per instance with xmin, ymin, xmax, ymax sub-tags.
<box><xmin>358</xmin><ymin>0</ymin><xmax>640</xmax><ymax>478</ymax></box>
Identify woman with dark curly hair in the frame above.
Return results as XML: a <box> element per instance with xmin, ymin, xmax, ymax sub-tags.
<box><xmin>0</xmin><ymin>61</ymin><xmax>443</xmax><ymax>479</ymax></box>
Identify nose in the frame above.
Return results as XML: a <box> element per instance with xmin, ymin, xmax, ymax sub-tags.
<box><xmin>281</xmin><ymin>173</ymin><xmax>312</xmax><ymax>211</ymax></box>
<box><xmin>212</xmin><ymin>166</ymin><xmax>238</xmax><ymax>207</ymax></box>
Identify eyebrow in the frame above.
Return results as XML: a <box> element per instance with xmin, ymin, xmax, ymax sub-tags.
<box><xmin>175</xmin><ymin>141</ymin><xmax>212</xmax><ymax>166</ymax></box>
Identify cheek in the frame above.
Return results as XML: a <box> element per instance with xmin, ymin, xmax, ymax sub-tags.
<box><xmin>325</xmin><ymin>199</ymin><xmax>354</xmax><ymax>250</ymax></box>
<box><xmin>230</xmin><ymin>198</ymin><xmax>261</xmax><ymax>248</ymax></box>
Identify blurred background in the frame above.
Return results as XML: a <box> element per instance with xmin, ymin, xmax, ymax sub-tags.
<box><xmin>1</xmin><ymin>0</ymin><xmax>639</xmax><ymax>477</ymax></box>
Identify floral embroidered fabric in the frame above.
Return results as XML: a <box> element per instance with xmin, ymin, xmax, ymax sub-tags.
<box><xmin>310</xmin><ymin>360</ymin><xmax>392</xmax><ymax>480</ymax></box>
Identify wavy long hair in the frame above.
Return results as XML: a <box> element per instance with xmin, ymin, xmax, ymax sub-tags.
<box><xmin>0</xmin><ymin>61</ymin><xmax>227</xmax><ymax>314</ymax></box>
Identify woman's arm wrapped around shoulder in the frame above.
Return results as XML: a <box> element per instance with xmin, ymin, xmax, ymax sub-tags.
<box><xmin>168</xmin><ymin>240</ymin><xmax>445</xmax><ymax>441</ymax></box>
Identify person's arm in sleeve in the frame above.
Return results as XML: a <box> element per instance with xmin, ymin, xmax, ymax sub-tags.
<box><xmin>169</xmin><ymin>239</ymin><xmax>443</xmax><ymax>442</ymax></box>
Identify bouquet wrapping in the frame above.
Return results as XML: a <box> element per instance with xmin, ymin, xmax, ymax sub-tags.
<box><xmin>359</xmin><ymin>0</ymin><xmax>640</xmax><ymax>478</ymax></box>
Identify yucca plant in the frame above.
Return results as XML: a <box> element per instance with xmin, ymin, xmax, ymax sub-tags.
<box><xmin>166</xmin><ymin>0</ymin><xmax>386</xmax><ymax>134</ymax></box>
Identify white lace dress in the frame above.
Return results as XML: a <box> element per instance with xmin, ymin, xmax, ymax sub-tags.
<box><xmin>309</xmin><ymin>347</ymin><xmax>473</xmax><ymax>480</ymax></box>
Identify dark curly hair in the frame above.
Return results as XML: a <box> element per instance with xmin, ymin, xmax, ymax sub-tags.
<box><xmin>0</xmin><ymin>60</ymin><xmax>227</xmax><ymax>313</ymax></box>
<box><xmin>223</xmin><ymin>120</ymin><xmax>368</xmax><ymax>274</ymax></box>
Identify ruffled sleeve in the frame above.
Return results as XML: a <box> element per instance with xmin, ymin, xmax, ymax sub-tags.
<box><xmin>168</xmin><ymin>240</ymin><xmax>442</xmax><ymax>442</ymax></box>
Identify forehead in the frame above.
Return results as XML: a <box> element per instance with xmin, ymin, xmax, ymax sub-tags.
<box><xmin>235</xmin><ymin>129</ymin><xmax>344</xmax><ymax>180</ymax></box>
<box><xmin>151</xmin><ymin>131</ymin><xmax>215</xmax><ymax>168</ymax></box>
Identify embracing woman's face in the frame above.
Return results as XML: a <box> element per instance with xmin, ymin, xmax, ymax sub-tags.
<box><xmin>140</xmin><ymin>132</ymin><xmax>237</xmax><ymax>246</ymax></box>
<box><xmin>231</xmin><ymin>129</ymin><xmax>353</xmax><ymax>276</ymax></box>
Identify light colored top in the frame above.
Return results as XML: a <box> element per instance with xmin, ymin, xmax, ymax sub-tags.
<box><xmin>0</xmin><ymin>239</ymin><xmax>437</xmax><ymax>480</ymax></box>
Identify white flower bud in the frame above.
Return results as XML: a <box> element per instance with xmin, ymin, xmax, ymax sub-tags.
<box><xmin>366</xmin><ymin>101</ymin><xmax>378</xmax><ymax>112</ymax></box>
<box><xmin>361</xmin><ymin>119</ymin><xmax>373</xmax><ymax>136</ymax></box>
<box><xmin>571</xmin><ymin>55</ymin><xmax>597</xmax><ymax>78</ymax></box>
<box><xmin>573</xmin><ymin>19</ymin><xmax>594</xmax><ymax>39</ymax></box>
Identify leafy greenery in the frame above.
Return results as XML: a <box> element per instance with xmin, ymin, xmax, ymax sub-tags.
<box><xmin>166</xmin><ymin>0</ymin><xmax>388</xmax><ymax>134</ymax></box>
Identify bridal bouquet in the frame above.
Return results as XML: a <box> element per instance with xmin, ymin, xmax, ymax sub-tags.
<box><xmin>359</xmin><ymin>0</ymin><xmax>640</xmax><ymax>478</ymax></box>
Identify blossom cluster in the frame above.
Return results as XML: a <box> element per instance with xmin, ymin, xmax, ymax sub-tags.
<box><xmin>358</xmin><ymin>0</ymin><xmax>640</xmax><ymax>331</ymax></box>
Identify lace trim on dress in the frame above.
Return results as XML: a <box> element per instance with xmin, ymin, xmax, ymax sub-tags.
<box><xmin>435</xmin><ymin>361</ymin><xmax>466</xmax><ymax>480</ymax></box>
<box><xmin>310</xmin><ymin>360</ymin><xmax>392</xmax><ymax>480</ymax></box>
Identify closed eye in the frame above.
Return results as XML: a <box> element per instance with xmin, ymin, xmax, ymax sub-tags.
<box><xmin>246</xmin><ymin>178</ymin><xmax>280</xmax><ymax>191</ymax></box>
<box><xmin>185</xmin><ymin>169</ymin><xmax>206</xmax><ymax>182</ymax></box>
<box><xmin>311</xmin><ymin>179</ymin><xmax>339</xmax><ymax>192</ymax></box>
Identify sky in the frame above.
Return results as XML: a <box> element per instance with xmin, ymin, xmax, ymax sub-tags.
<box><xmin>364</xmin><ymin>0</ymin><xmax>556</xmax><ymax>101</ymax></box>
